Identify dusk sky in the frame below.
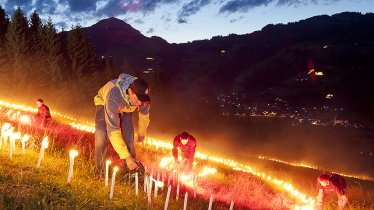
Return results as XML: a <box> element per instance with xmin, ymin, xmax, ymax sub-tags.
<box><xmin>1</xmin><ymin>0</ymin><xmax>373</xmax><ymax>43</ymax></box>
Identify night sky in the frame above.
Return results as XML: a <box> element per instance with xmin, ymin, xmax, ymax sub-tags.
<box><xmin>1</xmin><ymin>0</ymin><xmax>373</xmax><ymax>43</ymax></box>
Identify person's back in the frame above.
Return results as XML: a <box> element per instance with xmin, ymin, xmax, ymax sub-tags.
<box><xmin>35</xmin><ymin>99</ymin><xmax>51</xmax><ymax>127</ymax></box>
<box><xmin>38</xmin><ymin>104</ymin><xmax>51</xmax><ymax>120</ymax></box>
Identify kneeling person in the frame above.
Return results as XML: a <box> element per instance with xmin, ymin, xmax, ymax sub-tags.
<box><xmin>172</xmin><ymin>132</ymin><xmax>196</xmax><ymax>172</ymax></box>
<box><xmin>315</xmin><ymin>173</ymin><xmax>348</xmax><ymax>210</ymax></box>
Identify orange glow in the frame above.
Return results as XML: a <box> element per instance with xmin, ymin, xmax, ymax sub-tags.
<box><xmin>19</xmin><ymin>115</ymin><xmax>32</xmax><ymax>125</ymax></box>
<box><xmin>42</xmin><ymin>136</ymin><xmax>49</xmax><ymax>148</ymax></box>
<box><xmin>69</xmin><ymin>149</ymin><xmax>79</xmax><ymax>158</ymax></box>
<box><xmin>0</xmin><ymin>100</ymin><xmax>319</xmax><ymax>208</ymax></box>
<box><xmin>258</xmin><ymin>155</ymin><xmax>373</xmax><ymax>181</ymax></box>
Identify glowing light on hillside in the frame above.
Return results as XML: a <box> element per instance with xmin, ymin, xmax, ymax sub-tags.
<box><xmin>21</xmin><ymin>134</ymin><xmax>30</xmax><ymax>154</ymax></box>
<box><xmin>67</xmin><ymin>149</ymin><xmax>79</xmax><ymax>183</ymax></box>
<box><xmin>0</xmin><ymin>100</ymin><xmax>328</xmax><ymax>208</ymax></box>
<box><xmin>109</xmin><ymin>166</ymin><xmax>119</xmax><ymax>199</ymax></box>
<box><xmin>19</xmin><ymin>115</ymin><xmax>32</xmax><ymax>125</ymax></box>
<box><xmin>105</xmin><ymin>160</ymin><xmax>112</xmax><ymax>187</ymax></box>
<box><xmin>258</xmin><ymin>156</ymin><xmax>374</xmax><ymax>181</ymax></box>
<box><xmin>326</xmin><ymin>94</ymin><xmax>333</xmax><ymax>99</ymax></box>
<box><xmin>69</xmin><ymin>122</ymin><xmax>95</xmax><ymax>133</ymax></box>
<box><xmin>199</xmin><ymin>166</ymin><xmax>217</xmax><ymax>177</ymax></box>
<box><xmin>145</xmin><ymin>137</ymin><xmax>314</xmax><ymax>208</ymax></box>
<box><xmin>36</xmin><ymin>136</ymin><xmax>49</xmax><ymax>168</ymax></box>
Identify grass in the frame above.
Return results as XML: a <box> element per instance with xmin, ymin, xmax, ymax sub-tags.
<box><xmin>1</xmin><ymin>115</ymin><xmax>374</xmax><ymax>209</ymax></box>
<box><xmin>0</xmin><ymin>122</ymin><xmax>236</xmax><ymax>209</ymax></box>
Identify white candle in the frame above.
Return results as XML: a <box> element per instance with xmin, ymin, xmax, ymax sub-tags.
<box><xmin>167</xmin><ymin>171</ymin><xmax>171</xmax><ymax>186</ymax></box>
<box><xmin>149</xmin><ymin>174</ymin><xmax>153</xmax><ymax>194</ymax></box>
<box><xmin>105</xmin><ymin>160</ymin><xmax>112</xmax><ymax>187</ymax></box>
<box><xmin>135</xmin><ymin>172</ymin><xmax>139</xmax><ymax>196</ymax></box>
<box><xmin>148</xmin><ymin>175</ymin><xmax>152</xmax><ymax>205</ymax></box>
<box><xmin>12</xmin><ymin>132</ymin><xmax>21</xmax><ymax>151</ymax></box>
<box><xmin>5</xmin><ymin>127</ymin><xmax>14</xmax><ymax>147</ymax></box>
<box><xmin>208</xmin><ymin>195</ymin><xmax>214</xmax><ymax>210</ymax></box>
<box><xmin>1</xmin><ymin>123</ymin><xmax>11</xmax><ymax>149</ymax></box>
<box><xmin>8</xmin><ymin>134</ymin><xmax>13</xmax><ymax>160</ymax></box>
<box><xmin>36</xmin><ymin>137</ymin><xmax>49</xmax><ymax>168</ymax></box>
<box><xmin>229</xmin><ymin>200</ymin><xmax>234</xmax><ymax>210</ymax></box>
<box><xmin>176</xmin><ymin>183</ymin><xmax>180</xmax><ymax>201</ymax></box>
<box><xmin>183</xmin><ymin>192</ymin><xmax>188</xmax><ymax>210</ymax></box>
<box><xmin>154</xmin><ymin>171</ymin><xmax>160</xmax><ymax>198</ymax></box>
<box><xmin>144</xmin><ymin>176</ymin><xmax>148</xmax><ymax>192</ymax></box>
<box><xmin>194</xmin><ymin>175</ymin><xmax>197</xmax><ymax>198</ymax></box>
<box><xmin>162</xmin><ymin>170</ymin><xmax>166</xmax><ymax>185</ymax></box>
<box><xmin>21</xmin><ymin>134</ymin><xmax>30</xmax><ymax>154</ymax></box>
<box><xmin>164</xmin><ymin>185</ymin><xmax>172</xmax><ymax>210</ymax></box>
<box><xmin>67</xmin><ymin>150</ymin><xmax>78</xmax><ymax>183</ymax></box>
<box><xmin>109</xmin><ymin>166</ymin><xmax>119</xmax><ymax>199</ymax></box>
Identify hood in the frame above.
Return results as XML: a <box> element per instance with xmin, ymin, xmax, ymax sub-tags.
<box><xmin>116</xmin><ymin>73</ymin><xmax>137</xmax><ymax>104</ymax></box>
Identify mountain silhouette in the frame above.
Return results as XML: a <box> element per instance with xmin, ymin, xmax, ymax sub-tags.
<box><xmin>82</xmin><ymin>12</ymin><xmax>374</xmax><ymax>121</ymax></box>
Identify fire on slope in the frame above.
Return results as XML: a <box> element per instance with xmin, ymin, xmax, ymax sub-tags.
<box><xmin>0</xmin><ymin>99</ymin><xmax>314</xmax><ymax>209</ymax></box>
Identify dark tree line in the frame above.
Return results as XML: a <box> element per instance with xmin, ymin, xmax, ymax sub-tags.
<box><xmin>0</xmin><ymin>6</ymin><xmax>118</xmax><ymax>115</ymax></box>
<box><xmin>0</xmin><ymin>6</ymin><xmax>99</xmax><ymax>87</ymax></box>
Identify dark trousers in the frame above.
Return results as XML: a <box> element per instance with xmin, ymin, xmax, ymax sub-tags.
<box><xmin>95</xmin><ymin>105</ymin><xmax>108</xmax><ymax>173</ymax></box>
<box><xmin>95</xmin><ymin>106</ymin><xmax>135</xmax><ymax>173</ymax></box>
<box><xmin>120</xmin><ymin>112</ymin><xmax>135</xmax><ymax>158</ymax></box>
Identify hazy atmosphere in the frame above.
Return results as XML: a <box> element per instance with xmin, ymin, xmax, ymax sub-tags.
<box><xmin>0</xmin><ymin>0</ymin><xmax>374</xmax><ymax>209</ymax></box>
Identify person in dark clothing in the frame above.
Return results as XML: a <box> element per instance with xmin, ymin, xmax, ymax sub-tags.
<box><xmin>315</xmin><ymin>173</ymin><xmax>348</xmax><ymax>210</ymax></box>
<box><xmin>172</xmin><ymin>132</ymin><xmax>196</xmax><ymax>172</ymax></box>
<box><xmin>35</xmin><ymin>99</ymin><xmax>51</xmax><ymax>127</ymax></box>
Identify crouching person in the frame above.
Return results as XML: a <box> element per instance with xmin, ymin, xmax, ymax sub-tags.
<box><xmin>315</xmin><ymin>173</ymin><xmax>348</xmax><ymax>210</ymax></box>
<box><xmin>172</xmin><ymin>132</ymin><xmax>196</xmax><ymax>172</ymax></box>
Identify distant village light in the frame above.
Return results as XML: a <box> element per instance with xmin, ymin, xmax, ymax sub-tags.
<box><xmin>221</xmin><ymin>50</ymin><xmax>226</xmax><ymax>54</ymax></box>
<box><xmin>146</xmin><ymin>57</ymin><xmax>154</xmax><ymax>60</ymax></box>
<box><xmin>326</xmin><ymin>94</ymin><xmax>334</xmax><ymax>99</ymax></box>
<box><xmin>315</xmin><ymin>72</ymin><xmax>324</xmax><ymax>76</ymax></box>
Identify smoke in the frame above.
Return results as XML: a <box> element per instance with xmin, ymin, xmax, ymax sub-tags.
<box><xmin>149</xmin><ymin>101</ymin><xmax>374</xmax><ymax>178</ymax></box>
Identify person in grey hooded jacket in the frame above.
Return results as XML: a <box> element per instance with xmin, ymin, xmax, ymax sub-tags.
<box><xmin>94</xmin><ymin>73</ymin><xmax>150</xmax><ymax>174</ymax></box>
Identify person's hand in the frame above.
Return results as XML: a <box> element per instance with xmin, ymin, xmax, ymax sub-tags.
<box><xmin>338</xmin><ymin>195</ymin><xmax>348</xmax><ymax>208</ymax></box>
<box><xmin>180</xmin><ymin>158</ymin><xmax>187</xmax><ymax>165</ymax></box>
<box><xmin>138</xmin><ymin>135</ymin><xmax>145</xmax><ymax>143</ymax></box>
<box><xmin>125</xmin><ymin>156</ymin><xmax>140</xmax><ymax>170</ymax></box>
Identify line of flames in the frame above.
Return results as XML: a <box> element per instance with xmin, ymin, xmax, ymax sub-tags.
<box><xmin>258</xmin><ymin>156</ymin><xmax>374</xmax><ymax>181</ymax></box>
<box><xmin>1</xmin><ymin>100</ymin><xmax>314</xmax><ymax>209</ymax></box>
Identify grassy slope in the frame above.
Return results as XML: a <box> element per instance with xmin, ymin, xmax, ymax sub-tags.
<box><xmin>0</xmin><ymin>142</ymin><xmax>230</xmax><ymax>209</ymax></box>
<box><xmin>1</xmin><ymin>117</ymin><xmax>373</xmax><ymax>209</ymax></box>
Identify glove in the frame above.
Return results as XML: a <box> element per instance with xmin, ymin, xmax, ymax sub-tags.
<box><xmin>125</xmin><ymin>156</ymin><xmax>140</xmax><ymax>170</ymax></box>
<box><xmin>138</xmin><ymin>135</ymin><xmax>145</xmax><ymax>143</ymax></box>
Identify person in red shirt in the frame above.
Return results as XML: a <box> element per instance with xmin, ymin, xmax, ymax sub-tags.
<box><xmin>315</xmin><ymin>173</ymin><xmax>348</xmax><ymax>210</ymax></box>
<box><xmin>172</xmin><ymin>132</ymin><xmax>196</xmax><ymax>172</ymax></box>
<box><xmin>35</xmin><ymin>99</ymin><xmax>52</xmax><ymax>128</ymax></box>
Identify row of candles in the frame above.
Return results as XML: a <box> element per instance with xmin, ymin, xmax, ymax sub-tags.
<box><xmin>0</xmin><ymin>100</ymin><xmax>94</xmax><ymax>127</ymax></box>
<box><xmin>1</xmin><ymin>100</ymin><xmax>315</xmax><ymax>209</ymax></box>
<box><xmin>1</xmin><ymin>121</ymin><xmax>227</xmax><ymax>209</ymax></box>
<box><xmin>1</xmin><ymin>122</ymin><xmax>78</xmax><ymax>184</ymax></box>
